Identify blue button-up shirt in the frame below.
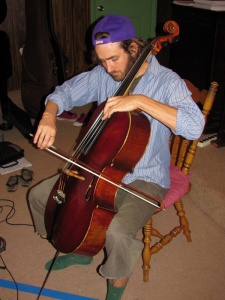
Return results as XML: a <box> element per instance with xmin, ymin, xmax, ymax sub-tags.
<box><xmin>46</xmin><ymin>55</ymin><xmax>204</xmax><ymax>188</ymax></box>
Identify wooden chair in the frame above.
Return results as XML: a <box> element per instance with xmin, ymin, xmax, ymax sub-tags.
<box><xmin>142</xmin><ymin>80</ymin><xmax>219</xmax><ymax>282</ymax></box>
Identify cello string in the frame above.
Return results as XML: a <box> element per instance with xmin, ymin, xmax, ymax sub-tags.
<box><xmin>57</xmin><ymin>113</ymin><xmax>104</xmax><ymax>175</ymax></box>
<box><xmin>30</xmin><ymin>25</ymin><xmax>180</xmax><ymax>211</ymax></box>
<box><xmin>69</xmin><ymin>43</ymin><xmax>152</xmax><ymax>159</ymax></box>
<box><xmin>69</xmin><ymin>111</ymin><xmax>104</xmax><ymax>158</ymax></box>
<box><xmin>75</xmin><ymin>115</ymin><xmax>105</xmax><ymax>156</ymax></box>
<box><xmin>64</xmin><ymin>43</ymin><xmax>153</xmax><ymax>169</ymax></box>
<box><xmin>31</xmin><ymin>44</ymin><xmax>154</xmax><ymax>192</ymax></box>
<box><xmin>113</xmin><ymin>43</ymin><xmax>152</xmax><ymax>96</ymax></box>
<box><xmin>65</xmin><ymin>115</ymin><xmax>106</xmax><ymax>174</ymax></box>
<box><xmin>61</xmin><ymin>44</ymin><xmax>153</xmax><ymax>177</ymax></box>
<box><xmin>46</xmin><ymin>145</ymin><xmax>160</xmax><ymax>209</ymax></box>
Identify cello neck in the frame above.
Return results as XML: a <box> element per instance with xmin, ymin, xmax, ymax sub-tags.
<box><xmin>114</xmin><ymin>42</ymin><xmax>153</xmax><ymax>97</ymax></box>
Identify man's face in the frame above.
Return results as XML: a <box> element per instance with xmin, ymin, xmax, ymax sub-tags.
<box><xmin>95</xmin><ymin>42</ymin><xmax>136</xmax><ymax>81</ymax></box>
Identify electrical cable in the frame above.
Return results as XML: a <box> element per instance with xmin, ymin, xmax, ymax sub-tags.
<box><xmin>0</xmin><ymin>254</ymin><xmax>19</xmax><ymax>300</ymax></box>
<box><xmin>0</xmin><ymin>198</ymin><xmax>34</xmax><ymax>299</ymax></box>
<box><xmin>0</xmin><ymin>198</ymin><xmax>34</xmax><ymax>227</ymax></box>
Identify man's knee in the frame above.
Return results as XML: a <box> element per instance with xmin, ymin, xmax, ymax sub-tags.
<box><xmin>28</xmin><ymin>174</ymin><xmax>59</xmax><ymax>207</ymax></box>
<box><xmin>106</xmin><ymin>219</ymin><xmax>131</xmax><ymax>245</ymax></box>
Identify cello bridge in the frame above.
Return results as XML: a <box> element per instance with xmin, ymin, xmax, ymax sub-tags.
<box><xmin>64</xmin><ymin>168</ymin><xmax>85</xmax><ymax>181</ymax></box>
<box><xmin>53</xmin><ymin>189</ymin><xmax>65</xmax><ymax>204</ymax></box>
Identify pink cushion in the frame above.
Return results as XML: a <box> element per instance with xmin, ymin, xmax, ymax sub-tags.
<box><xmin>161</xmin><ymin>165</ymin><xmax>191</xmax><ymax>209</ymax></box>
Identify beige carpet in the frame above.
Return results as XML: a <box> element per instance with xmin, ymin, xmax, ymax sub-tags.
<box><xmin>0</xmin><ymin>90</ymin><xmax>225</xmax><ymax>300</ymax></box>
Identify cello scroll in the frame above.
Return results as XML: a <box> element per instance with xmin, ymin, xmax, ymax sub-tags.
<box><xmin>150</xmin><ymin>20</ymin><xmax>180</xmax><ymax>55</ymax></box>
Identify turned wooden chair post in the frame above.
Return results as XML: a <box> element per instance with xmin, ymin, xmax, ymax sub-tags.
<box><xmin>142</xmin><ymin>80</ymin><xmax>218</xmax><ymax>282</ymax></box>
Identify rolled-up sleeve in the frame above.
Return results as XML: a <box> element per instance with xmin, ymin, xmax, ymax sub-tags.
<box><xmin>45</xmin><ymin>66</ymin><xmax>102</xmax><ymax>115</ymax></box>
<box><xmin>175</xmin><ymin>100</ymin><xmax>205</xmax><ymax>139</ymax></box>
<box><xmin>170</xmin><ymin>80</ymin><xmax>205</xmax><ymax>140</ymax></box>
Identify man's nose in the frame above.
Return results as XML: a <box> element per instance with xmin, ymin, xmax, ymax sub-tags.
<box><xmin>105</xmin><ymin>61</ymin><xmax>114</xmax><ymax>73</ymax></box>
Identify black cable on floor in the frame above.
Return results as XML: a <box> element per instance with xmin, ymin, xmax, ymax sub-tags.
<box><xmin>0</xmin><ymin>198</ymin><xmax>33</xmax><ymax>227</ymax></box>
<box><xmin>0</xmin><ymin>250</ymin><xmax>19</xmax><ymax>300</ymax></box>
<box><xmin>0</xmin><ymin>198</ymin><xmax>34</xmax><ymax>299</ymax></box>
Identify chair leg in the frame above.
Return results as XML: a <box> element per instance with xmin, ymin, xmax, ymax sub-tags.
<box><xmin>142</xmin><ymin>199</ymin><xmax>192</xmax><ymax>282</ymax></box>
<box><xmin>142</xmin><ymin>219</ymin><xmax>152</xmax><ymax>282</ymax></box>
<box><xmin>174</xmin><ymin>198</ymin><xmax>192</xmax><ymax>242</ymax></box>
<box><xmin>150</xmin><ymin>226</ymin><xmax>183</xmax><ymax>256</ymax></box>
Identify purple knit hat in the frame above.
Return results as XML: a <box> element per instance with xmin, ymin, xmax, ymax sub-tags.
<box><xmin>92</xmin><ymin>14</ymin><xmax>137</xmax><ymax>46</ymax></box>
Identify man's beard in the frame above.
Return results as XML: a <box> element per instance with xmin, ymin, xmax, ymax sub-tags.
<box><xmin>110</xmin><ymin>55</ymin><xmax>137</xmax><ymax>82</ymax></box>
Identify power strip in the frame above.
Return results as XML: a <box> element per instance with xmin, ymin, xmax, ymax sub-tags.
<box><xmin>197</xmin><ymin>134</ymin><xmax>217</xmax><ymax>148</ymax></box>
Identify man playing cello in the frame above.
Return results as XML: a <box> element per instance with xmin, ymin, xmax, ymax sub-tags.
<box><xmin>29</xmin><ymin>14</ymin><xmax>204</xmax><ymax>300</ymax></box>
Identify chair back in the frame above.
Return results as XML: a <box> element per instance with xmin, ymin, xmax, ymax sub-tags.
<box><xmin>169</xmin><ymin>80</ymin><xmax>218</xmax><ymax>176</ymax></box>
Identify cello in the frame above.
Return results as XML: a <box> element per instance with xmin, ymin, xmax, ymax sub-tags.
<box><xmin>44</xmin><ymin>21</ymin><xmax>180</xmax><ymax>256</ymax></box>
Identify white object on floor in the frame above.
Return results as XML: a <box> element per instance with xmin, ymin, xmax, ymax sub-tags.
<box><xmin>0</xmin><ymin>157</ymin><xmax>32</xmax><ymax>175</ymax></box>
<box><xmin>197</xmin><ymin>134</ymin><xmax>217</xmax><ymax>148</ymax></box>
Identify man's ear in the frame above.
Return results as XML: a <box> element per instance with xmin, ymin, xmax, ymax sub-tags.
<box><xmin>129</xmin><ymin>42</ymin><xmax>139</xmax><ymax>57</ymax></box>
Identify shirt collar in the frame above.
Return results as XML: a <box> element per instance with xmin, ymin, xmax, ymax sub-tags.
<box><xmin>146</xmin><ymin>54</ymin><xmax>161</xmax><ymax>77</ymax></box>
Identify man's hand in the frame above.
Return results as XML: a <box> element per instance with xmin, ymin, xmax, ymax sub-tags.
<box><xmin>102</xmin><ymin>94</ymin><xmax>177</xmax><ymax>131</ymax></box>
<box><xmin>33</xmin><ymin>112</ymin><xmax>57</xmax><ymax>149</ymax></box>
<box><xmin>102</xmin><ymin>94</ymin><xmax>140</xmax><ymax>120</ymax></box>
